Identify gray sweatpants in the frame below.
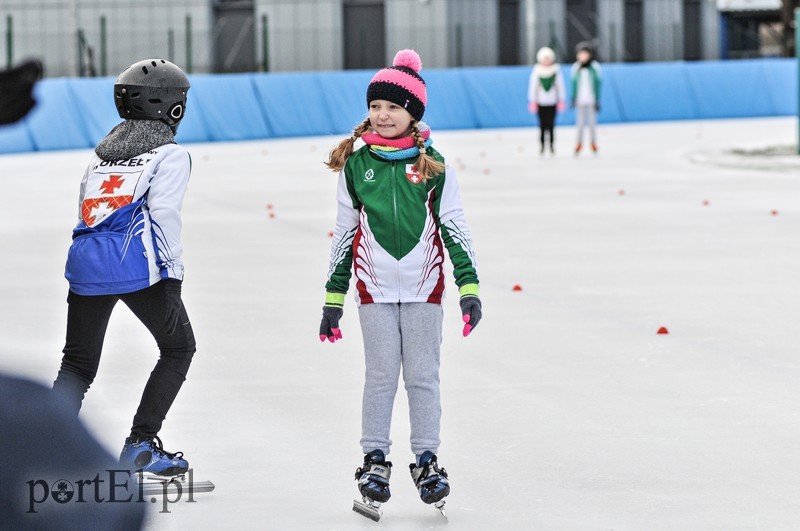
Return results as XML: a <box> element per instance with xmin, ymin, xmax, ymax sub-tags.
<box><xmin>575</xmin><ymin>104</ymin><xmax>597</xmax><ymax>145</ymax></box>
<box><xmin>358</xmin><ymin>302</ymin><xmax>443</xmax><ymax>457</ymax></box>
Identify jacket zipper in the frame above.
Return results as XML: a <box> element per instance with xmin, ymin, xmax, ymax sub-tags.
<box><xmin>391</xmin><ymin>161</ymin><xmax>401</xmax><ymax>300</ymax></box>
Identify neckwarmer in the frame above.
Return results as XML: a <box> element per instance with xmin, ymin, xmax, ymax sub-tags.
<box><xmin>95</xmin><ymin>119</ymin><xmax>175</xmax><ymax>161</ymax></box>
<box><xmin>362</xmin><ymin>122</ymin><xmax>433</xmax><ymax>161</ymax></box>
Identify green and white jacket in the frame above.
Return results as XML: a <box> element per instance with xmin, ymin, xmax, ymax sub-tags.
<box><xmin>571</xmin><ymin>60</ymin><xmax>602</xmax><ymax>106</ymax></box>
<box><xmin>325</xmin><ymin>145</ymin><xmax>479</xmax><ymax>306</ymax></box>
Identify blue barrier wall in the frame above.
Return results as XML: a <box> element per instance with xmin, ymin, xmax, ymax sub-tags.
<box><xmin>68</xmin><ymin>78</ymin><xmax>121</xmax><ymax>146</ymax></box>
<box><xmin>0</xmin><ymin>58</ymin><xmax>795</xmax><ymax>154</ymax></box>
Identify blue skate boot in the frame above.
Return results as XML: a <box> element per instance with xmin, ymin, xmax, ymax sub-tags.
<box><xmin>119</xmin><ymin>435</ymin><xmax>189</xmax><ymax>477</ymax></box>
<box><xmin>410</xmin><ymin>451</ymin><xmax>450</xmax><ymax>506</ymax></box>
<box><xmin>352</xmin><ymin>450</ymin><xmax>392</xmax><ymax>521</ymax></box>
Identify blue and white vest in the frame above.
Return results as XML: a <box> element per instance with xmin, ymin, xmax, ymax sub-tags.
<box><xmin>65</xmin><ymin>144</ymin><xmax>191</xmax><ymax>296</ymax></box>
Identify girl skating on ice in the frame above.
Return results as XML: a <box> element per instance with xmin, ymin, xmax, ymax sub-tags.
<box><xmin>571</xmin><ymin>43</ymin><xmax>602</xmax><ymax>155</ymax></box>
<box><xmin>528</xmin><ymin>46</ymin><xmax>566</xmax><ymax>155</ymax></box>
<box><xmin>319</xmin><ymin>49</ymin><xmax>482</xmax><ymax>520</ymax></box>
<box><xmin>52</xmin><ymin>59</ymin><xmax>195</xmax><ymax>477</ymax></box>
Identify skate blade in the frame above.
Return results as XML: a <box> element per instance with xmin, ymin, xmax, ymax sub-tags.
<box><xmin>138</xmin><ymin>474</ymin><xmax>215</xmax><ymax>495</ymax></box>
<box><xmin>139</xmin><ymin>472</ymin><xmax>185</xmax><ymax>482</ymax></box>
<box><xmin>353</xmin><ymin>498</ymin><xmax>382</xmax><ymax>522</ymax></box>
<box><xmin>434</xmin><ymin>500</ymin><xmax>447</xmax><ymax>520</ymax></box>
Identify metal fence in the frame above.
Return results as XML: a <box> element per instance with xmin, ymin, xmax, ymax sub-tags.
<box><xmin>2</xmin><ymin>1</ymin><xmax>212</xmax><ymax>77</ymax></box>
<box><xmin>3</xmin><ymin>0</ymin><xmax>777</xmax><ymax>79</ymax></box>
<box><xmin>1</xmin><ymin>0</ymin><xmax>509</xmax><ymax>76</ymax></box>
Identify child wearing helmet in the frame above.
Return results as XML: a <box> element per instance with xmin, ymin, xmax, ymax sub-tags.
<box><xmin>320</xmin><ymin>49</ymin><xmax>482</xmax><ymax>520</ymax></box>
<box><xmin>52</xmin><ymin>59</ymin><xmax>195</xmax><ymax>476</ymax></box>
<box><xmin>528</xmin><ymin>46</ymin><xmax>566</xmax><ymax>155</ymax></box>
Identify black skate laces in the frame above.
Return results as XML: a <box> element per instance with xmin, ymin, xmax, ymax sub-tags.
<box><xmin>146</xmin><ymin>436</ymin><xmax>184</xmax><ymax>460</ymax></box>
<box><xmin>411</xmin><ymin>455</ymin><xmax>447</xmax><ymax>484</ymax></box>
<box><xmin>355</xmin><ymin>454</ymin><xmax>393</xmax><ymax>481</ymax></box>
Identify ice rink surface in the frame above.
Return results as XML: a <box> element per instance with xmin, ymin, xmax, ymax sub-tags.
<box><xmin>1</xmin><ymin>117</ymin><xmax>798</xmax><ymax>530</ymax></box>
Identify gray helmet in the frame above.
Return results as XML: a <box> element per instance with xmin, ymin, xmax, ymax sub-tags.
<box><xmin>114</xmin><ymin>59</ymin><xmax>190</xmax><ymax>129</ymax></box>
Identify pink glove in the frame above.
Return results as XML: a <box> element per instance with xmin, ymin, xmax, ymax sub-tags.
<box><xmin>528</xmin><ymin>102</ymin><xmax>538</xmax><ymax>114</ymax></box>
<box><xmin>557</xmin><ymin>101</ymin><xmax>566</xmax><ymax>112</ymax></box>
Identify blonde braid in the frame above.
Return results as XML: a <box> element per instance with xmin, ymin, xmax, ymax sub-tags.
<box><xmin>411</xmin><ymin>121</ymin><xmax>445</xmax><ymax>181</ymax></box>
<box><xmin>325</xmin><ymin>118</ymin><xmax>371</xmax><ymax>171</ymax></box>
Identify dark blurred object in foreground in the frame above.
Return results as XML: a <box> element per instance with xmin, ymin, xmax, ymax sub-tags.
<box><xmin>0</xmin><ymin>373</ymin><xmax>145</xmax><ymax>530</ymax></box>
<box><xmin>0</xmin><ymin>60</ymin><xmax>43</xmax><ymax>125</ymax></box>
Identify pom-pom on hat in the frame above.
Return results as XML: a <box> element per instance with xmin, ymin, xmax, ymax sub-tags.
<box><xmin>366</xmin><ymin>49</ymin><xmax>427</xmax><ymax>121</ymax></box>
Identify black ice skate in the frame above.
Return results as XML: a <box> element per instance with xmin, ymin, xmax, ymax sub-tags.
<box><xmin>410</xmin><ymin>451</ymin><xmax>450</xmax><ymax>518</ymax></box>
<box><xmin>352</xmin><ymin>450</ymin><xmax>392</xmax><ymax>521</ymax></box>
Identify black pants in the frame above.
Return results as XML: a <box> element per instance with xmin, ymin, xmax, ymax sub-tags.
<box><xmin>537</xmin><ymin>105</ymin><xmax>557</xmax><ymax>147</ymax></box>
<box><xmin>52</xmin><ymin>282</ymin><xmax>196</xmax><ymax>439</ymax></box>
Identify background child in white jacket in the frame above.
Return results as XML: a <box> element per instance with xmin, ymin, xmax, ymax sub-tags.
<box><xmin>528</xmin><ymin>47</ymin><xmax>566</xmax><ymax>155</ymax></box>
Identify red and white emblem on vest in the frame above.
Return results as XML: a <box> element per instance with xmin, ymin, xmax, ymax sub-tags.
<box><xmin>405</xmin><ymin>164</ymin><xmax>422</xmax><ymax>184</ymax></box>
<box><xmin>81</xmin><ymin>174</ymin><xmax>134</xmax><ymax>226</ymax></box>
